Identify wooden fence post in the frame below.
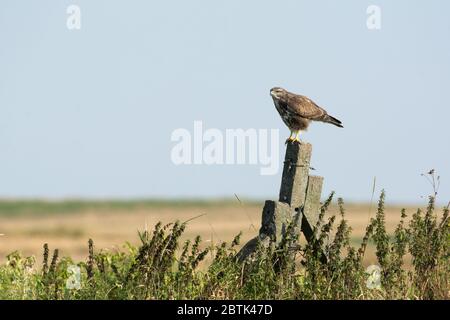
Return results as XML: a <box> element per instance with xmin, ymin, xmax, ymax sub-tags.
<box><xmin>237</xmin><ymin>142</ymin><xmax>327</xmax><ymax>263</ymax></box>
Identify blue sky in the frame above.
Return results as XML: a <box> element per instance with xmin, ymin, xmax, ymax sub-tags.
<box><xmin>1</xmin><ymin>1</ymin><xmax>449</xmax><ymax>204</ymax></box>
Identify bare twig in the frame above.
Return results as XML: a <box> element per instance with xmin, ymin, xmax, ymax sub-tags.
<box><xmin>234</xmin><ymin>193</ymin><xmax>257</xmax><ymax>232</ymax></box>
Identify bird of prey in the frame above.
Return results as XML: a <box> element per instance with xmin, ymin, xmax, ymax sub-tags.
<box><xmin>270</xmin><ymin>87</ymin><xmax>343</xmax><ymax>144</ymax></box>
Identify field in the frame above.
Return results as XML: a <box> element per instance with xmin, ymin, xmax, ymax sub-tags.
<box><xmin>0</xmin><ymin>199</ymin><xmax>415</xmax><ymax>265</ymax></box>
<box><xmin>0</xmin><ymin>195</ymin><xmax>448</xmax><ymax>299</ymax></box>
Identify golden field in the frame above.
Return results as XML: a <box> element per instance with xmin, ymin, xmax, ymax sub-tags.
<box><xmin>0</xmin><ymin>199</ymin><xmax>431</xmax><ymax>265</ymax></box>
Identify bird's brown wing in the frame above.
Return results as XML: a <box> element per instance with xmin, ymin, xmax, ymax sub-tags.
<box><xmin>284</xmin><ymin>93</ymin><xmax>328</xmax><ymax>120</ymax></box>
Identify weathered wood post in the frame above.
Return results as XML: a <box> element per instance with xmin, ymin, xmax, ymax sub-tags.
<box><xmin>237</xmin><ymin>141</ymin><xmax>326</xmax><ymax>262</ymax></box>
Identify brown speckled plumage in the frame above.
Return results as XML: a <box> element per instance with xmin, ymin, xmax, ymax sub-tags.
<box><xmin>270</xmin><ymin>87</ymin><xmax>343</xmax><ymax>142</ymax></box>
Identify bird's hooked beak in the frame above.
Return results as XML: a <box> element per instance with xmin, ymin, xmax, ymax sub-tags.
<box><xmin>270</xmin><ymin>89</ymin><xmax>277</xmax><ymax>98</ymax></box>
<box><xmin>270</xmin><ymin>87</ymin><xmax>285</xmax><ymax>99</ymax></box>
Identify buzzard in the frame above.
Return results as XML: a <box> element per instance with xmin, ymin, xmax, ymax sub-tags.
<box><xmin>270</xmin><ymin>87</ymin><xmax>343</xmax><ymax>143</ymax></box>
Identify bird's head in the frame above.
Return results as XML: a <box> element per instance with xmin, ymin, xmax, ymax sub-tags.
<box><xmin>270</xmin><ymin>87</ymin><xmax>286</xmax><ymax>99</ymax></box>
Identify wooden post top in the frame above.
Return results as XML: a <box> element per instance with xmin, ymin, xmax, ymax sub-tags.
<box><xmin>279</xmin><ymin>142</ymin><xmax>312</xmax><ymax>209</ymax></box>
<box><xmin>237</xmin><ymin>141</ymin><xmax>327</xmax><ymax>263</ymax></box>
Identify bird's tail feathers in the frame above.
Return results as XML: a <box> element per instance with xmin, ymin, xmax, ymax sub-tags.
<box><xmin>322</xmin><ymin>114</ymin><xmax>343</xmax><ymax>128</ymax></box>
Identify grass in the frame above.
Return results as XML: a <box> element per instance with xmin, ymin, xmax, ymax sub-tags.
<box><xmin>0</xmin><ymin>191</ymin><xmax>448</xmax><ymax>300</ymax></box>
<box><xmin>0</xmin><ymin>198</ymin><xmax>416</xmax><ymax>264</ymax></box>
<box><xmin>0</xmin><ymin>199</ymin><xmax>260</xmax><ymax>217</ymax></box>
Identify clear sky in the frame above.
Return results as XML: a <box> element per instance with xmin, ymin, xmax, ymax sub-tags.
<box><xmin>1</xmin><ymin>1</ymin><xmax>449</xmax><ymax>204</ymax></box>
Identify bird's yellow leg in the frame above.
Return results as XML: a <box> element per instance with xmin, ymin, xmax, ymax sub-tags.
<box><xmin>292</xmin><ymin>130</ymin><xmax>301</xmax><ymax>143</ymax></box>
<box><xmin>285</xmin><ymin>130</ymin><xmax>294</xmax><ymax>144</ymax></box>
